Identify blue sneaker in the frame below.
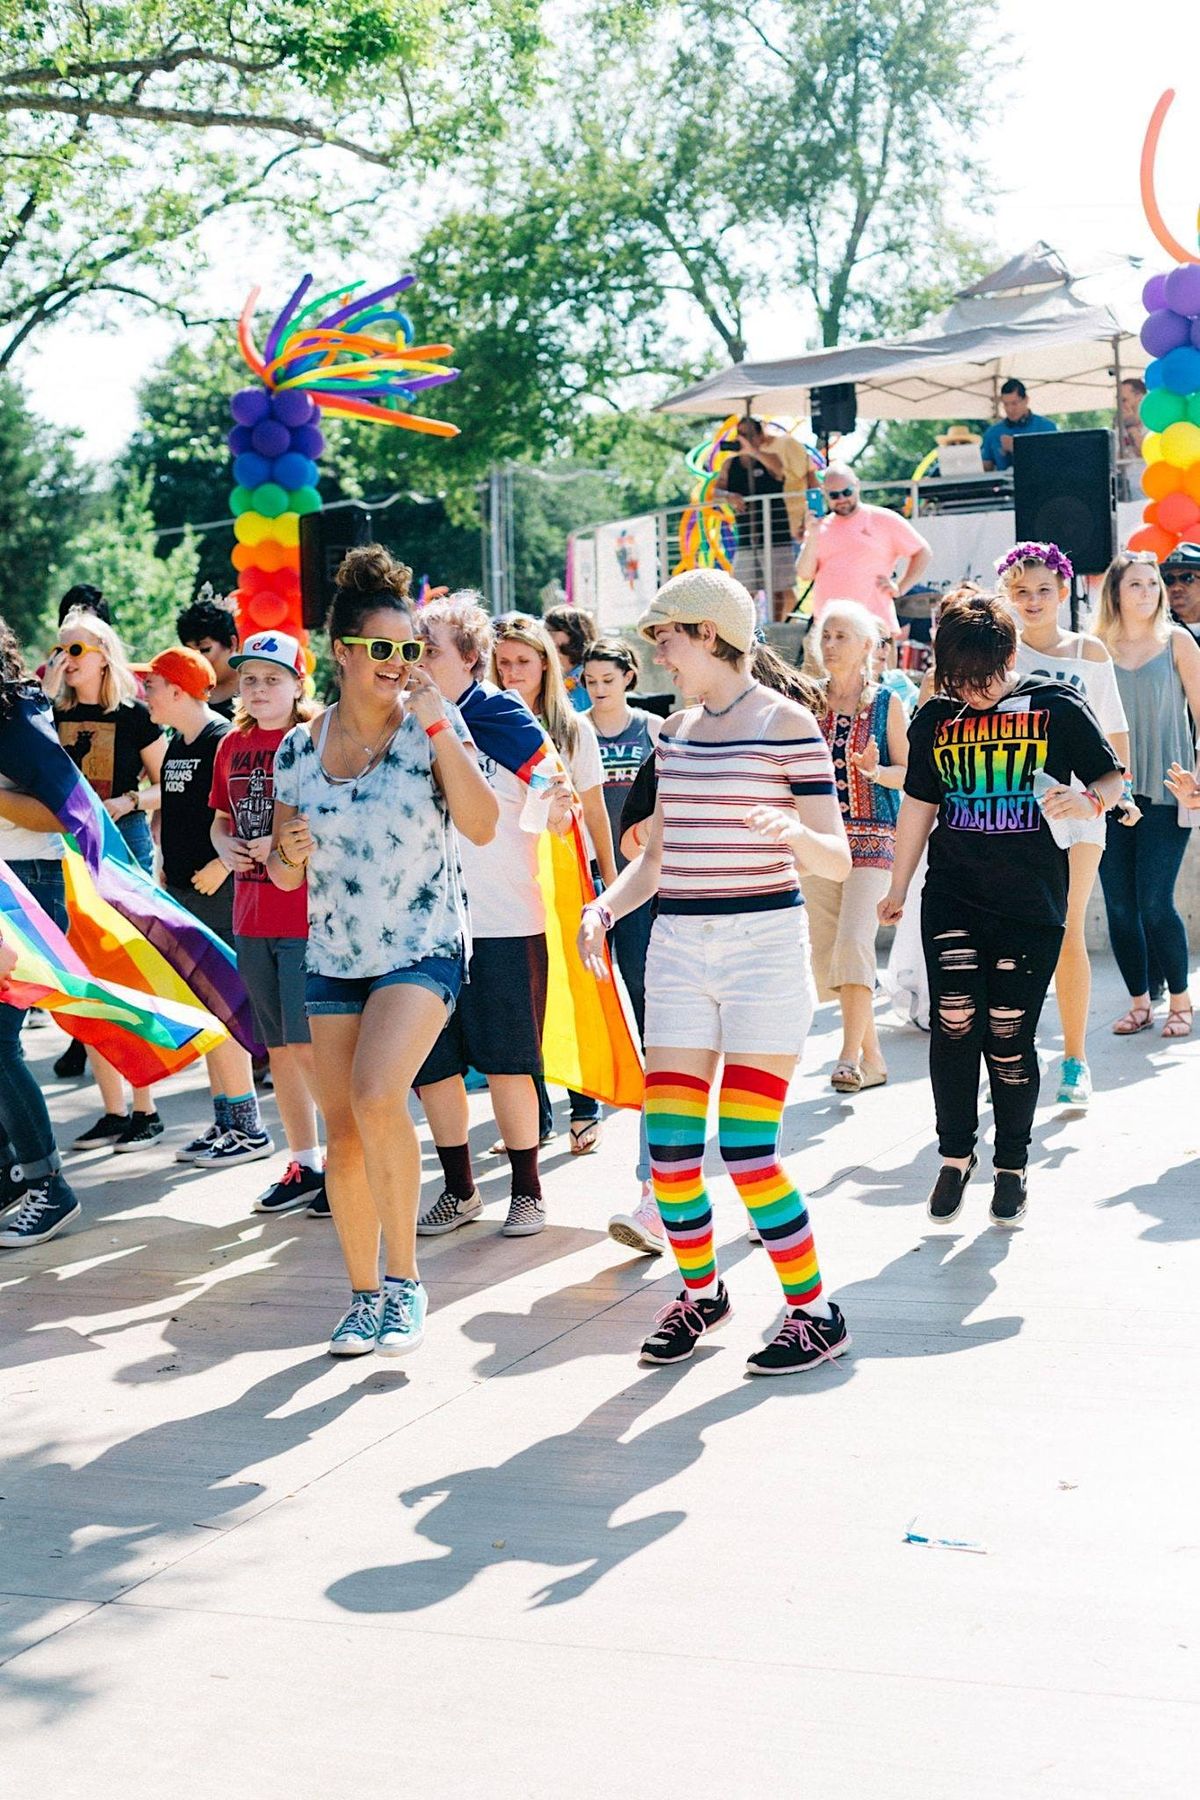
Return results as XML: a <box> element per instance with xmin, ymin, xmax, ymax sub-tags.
<box><xmin>1056</xmin><ymin>1057</ymin><xmax>1091</xmax><ymax>1107</ymax></box>
<box><xmin>0</xmin><ymin>1175</ymin><xmax>81</xmax><ymax>1248</ymax></box>
<box><xmin>328</xmin><ymin>1290</ymin><xmax>381</xmax><ymax>1357</ymax></box>
<box><xmin>377</xmin><ymin>1278</ymin><xmax>427</xmax><ymax>1356</ymax></box>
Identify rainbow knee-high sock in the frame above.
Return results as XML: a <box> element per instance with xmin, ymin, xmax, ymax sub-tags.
<box><xmin>645</xmin><ymin>1070</ymin><xmax>717</xmax><ymax>1296</ymax></box>
<box><xmin>719</xmin><ymin>1064</ymin><xmax>822</xmax><ymax>1308</ymax></box>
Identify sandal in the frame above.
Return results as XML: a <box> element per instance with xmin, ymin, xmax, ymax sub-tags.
<box><xmin>858</xmin><ymin>1065</ymin><xmax>888</xmax><ymax>1091</ymax></box>
<box><xmin>830</xmin><ymin>1060</ymin><xmax>863</xmax><ymax>1093</ymax></box>
<box><xmin>569</xmin><ymin>1120</ymin><xmax>602</xmax><ymax>1155</ymax></box>
<box><xmin>1161</xmin><ymin>1005</ymin><xmax>1194</xmax><ymax>1039</ymax></box>
<box><xmin>1112</xmin><ymin>1005</ymin><xmax>1154</xmax><ymax>1035</ymax></box>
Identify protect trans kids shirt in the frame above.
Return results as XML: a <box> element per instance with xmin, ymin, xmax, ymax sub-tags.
<box><xmin>210</xmin><ymin>725</ymin><xmax>308</xmax><ymax>939</ymax></box>
<box><xmin>904</xmin><ymin>678</ymin><xmax>1119</xmax><ymax>927</ymax></box>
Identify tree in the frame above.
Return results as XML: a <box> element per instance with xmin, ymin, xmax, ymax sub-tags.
<box><xmin>0</xmin><ymin>374</ymin><xmax>92</xmax><ymax>646</ymax></box>
<box><xmin>48</xmin><ymin>474</ymin><xmax>199</xmax><ymax>659</ymax></box>
<box><xmin>0</xmin><ymin>0</ymin><xmax>544</xmax><ymax>365</ymax></box>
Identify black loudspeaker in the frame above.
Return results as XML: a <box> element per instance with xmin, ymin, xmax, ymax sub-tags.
<box><xmin>810</xmin><ymin>382</ymin><xmax>857</xmax><ymax>437</ymax></box>
<box><xmin>300</xmin><ymin>504</ymin><xmax>374</xmax><ymax>631</ymax></box>
<box><xmin>1013</xmin><ymin>429</ymin><xmax>1114</xmax><ymax>575</ymax></box>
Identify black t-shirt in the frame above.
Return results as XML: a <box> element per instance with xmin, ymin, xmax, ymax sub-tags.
<box><xmin>721</xmin><ymin>452</ymin><xmax>790</xmax><ymax>547</ymax></box>
<box><xmin>56</xmin><ymin>700</ymin><xmax>162</xmax><ymax>801</ymax></box>
<box><xmin>904</xmin><ymin>678</ymin><xmax>1120</xmax><ymax>927</ymax></box>
<box><xmin>619</xmin><ymin>752</ymin><xmax>658</xmax><ymax>844</ymax></box>
<box><xmin>160</xmin><ymin>715</ymin><xmax>231</xmax><ymax>886</ymax></box>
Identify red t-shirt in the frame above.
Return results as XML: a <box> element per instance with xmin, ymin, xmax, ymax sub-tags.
<box><xmin>209</xmin><ymin>726</ymin><xmax>308</xmax><ymax>939</ymax></box>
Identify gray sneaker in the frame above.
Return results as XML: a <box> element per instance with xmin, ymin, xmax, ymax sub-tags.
<box><xmin>501</xmin><ymin>1193</ymin><xmax>546</xmax><ymax>1237</ymax></box>
<box><xmin>417</xmin><ymin>1187</ymin><xmax>482</xmax><ymax>1236</ymax></box>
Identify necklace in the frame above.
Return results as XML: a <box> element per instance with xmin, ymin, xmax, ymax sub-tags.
<box><xmin>702</xmin><ymin>682</ymin><xmax>757</xmax><ymax>718</ymax></box>
<box><xmin>324</xmin><ymin>702</ymin><xmax>400</xmax><ymax>786</ymax></box>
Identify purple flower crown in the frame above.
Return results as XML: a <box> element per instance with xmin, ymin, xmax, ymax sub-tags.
<box><xmin>995</xmin><ymin>541</ymin><xmax>1074</xmax><ymax>584</ymax></box>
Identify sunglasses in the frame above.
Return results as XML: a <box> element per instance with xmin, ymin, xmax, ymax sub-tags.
<box><xmin>494</xmin><ymin>615</ymin><xmax>542</xmax><ymax>637</ymax></box>
<box><xmin>341</xmin><ymin>636</ymin><xmax>424</xmax><ymax>664</ymax></box>
<box><xmin>826</xmin><ymin>486</ymin><xmax>855</xmax><ymax>500</ymax></box>
<box><xmin>1166</xmin><ymin>571</ymin><xmax>1199</xmax><ymax>586</ymax></box>
<box><xmin>53</xmin><ymin>641</ymin><xmax>103</xmax><ymax>660</ymax></box>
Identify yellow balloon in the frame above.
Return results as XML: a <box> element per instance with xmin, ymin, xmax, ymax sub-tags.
<box><xmin>1160</xmin><ymin>420</ymin><xmax>1200</xmax><ymax>469</ymax></box>
<box><xmin>234</xmin><ymin>511</ymin><xmax>271</xmax><ymax>546</ymax></box>
<box><xmin>272</xmin><ymin>513</ymin><xmax>300</xmax><ymax>547</ymax></box>
<box><xmin>1141</xmin><ymin>430</ymin><xmax>1163</xmax><ymax>465</ymax></box>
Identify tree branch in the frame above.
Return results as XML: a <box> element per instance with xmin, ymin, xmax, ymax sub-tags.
<box><xmin>0</xmin><ymin>46</ymin><xmax>280</xmax><ymax>85</ymax></box>
<box><xmin>0</xmin><ymin>93</ymin><xmax>395</xmax><ymax>165</ymax></box>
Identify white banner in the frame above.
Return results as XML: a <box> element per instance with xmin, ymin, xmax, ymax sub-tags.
<box><xmin>570</xmin><ymin>535</ymin><xmax>596</xmax><ymax>615</ymax></box>
<box><xmin>920</xmin><ymin>500</ymin><xmax>1144</xmax><ymax>592</ymax></box>
<box><xmin>595</xmin><ymin>515</ymin><xmax>658</xmax><ymax>629</ymax></box>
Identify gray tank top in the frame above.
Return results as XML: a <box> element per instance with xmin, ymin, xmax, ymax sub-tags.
<box><xmin>1114</xmin><ymin>644</ymin><xmax>1195</xmax><ymax>806</ymax></box>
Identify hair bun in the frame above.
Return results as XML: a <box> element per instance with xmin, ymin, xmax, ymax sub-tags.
<box><xmin>334</xmin><ymin>544</ymin><xmax>412</xmax><ymax>600</ymax></box>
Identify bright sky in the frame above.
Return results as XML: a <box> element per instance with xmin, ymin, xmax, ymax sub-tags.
<box><xmin>21</xmin><ymin>0</ymin><xmax>1200</xmax><ymax>463</ymax></box>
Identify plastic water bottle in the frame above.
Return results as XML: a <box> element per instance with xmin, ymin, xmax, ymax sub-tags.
<box><xmin>1031</xmin><ymin>768</ymin><xmax>1072</xmax><ymax>848</ymax></box>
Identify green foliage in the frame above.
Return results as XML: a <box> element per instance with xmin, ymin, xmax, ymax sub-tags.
<box><xmin>0</xmin><ymin>374</ymin><xmax>92</xmax><ymax>648</ymax></box>
<box><xmin>47</xmin><ymin>475</ymin><xmax>199</xmax><ymax>660</ymax></box>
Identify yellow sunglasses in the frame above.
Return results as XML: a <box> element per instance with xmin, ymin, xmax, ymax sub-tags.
<box><xmin>53</xmin><ymin>641</ymin><xmax>104</xmax><ymax>660</ymax></box>
<box><xmin>341</xmin><ymin>636</ymin><xmax>424</xmax><ymax>664</ymax></box>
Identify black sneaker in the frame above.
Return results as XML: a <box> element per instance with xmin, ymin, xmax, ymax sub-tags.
<box><xmin>0</xmin><ymin>1175</ymin><xmax>81</xmax><ymax>1248</ymax></box>
<box><xmin>0</xmin><ymin>1160</ymin><xmax>28</xmax><ymax>1216</ymax></box>
<box><xmin>927</xmin><ymin>1153</ymin><xmax>977</xmax><ymax>1222</ymax></box>
<box><xmin>73</xmin><ymin>1111</ymin><xmax>129</xmax><ymax>1150</ymax></box>
<box><xmin>253</xmin><ymin>1160</ymin><xmax>326</xmax><ymax>1215</ymax></box>
<box><xmin>989</xmin><ymin>1170</ymin><xmax>1027</xmax><ymax>1227</ymax></box>
<box><xmin>111</xmin><ymin>1111</ymin><xmax>165</xmax><ymax>1154</ymax></box>
<box><xmin>745</xmin><ymin>1303</ymin><xmax>851</xmax><ymax>1376</ymax></box>
<box><xmin>306</xmin><ymin>1186</ymin><xmax>331</xmax><ymax>1218</ymax></box>
<box><xmin>638</xmin><ymin>1282</ymin><xmax>731</xmax><ymax>1366</ymax></box>
<box><xmin>54</xmin><ymin>1038</ymin><xmax>88</xmax><ymax>1079</ymax></box>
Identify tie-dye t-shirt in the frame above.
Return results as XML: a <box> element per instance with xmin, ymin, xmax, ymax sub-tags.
<box><xmin>904</xmin><ymin>678</ymin><xmax>1119</xmax><ymax>926</ymax></box>
<box><xmin>272</xmin><ymin>705</ymin><xmax>471</xmax><ymax>978</ymax></box>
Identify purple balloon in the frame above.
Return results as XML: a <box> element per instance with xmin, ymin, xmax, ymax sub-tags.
<box><xmin>1164</xmin><ymin>263</ymin><xmax>1200</xmax><ymax>319</ymax></box>
<box><xmin>227</xmin><ymin>424</ymin><xmax>255</xmax><ymax>456</ymax></box>
<box><xmin>290</xmin><ymin>424</ymin><xmax>326</xmax><ymax>460</ymax></box>
<box><xmin>1140</xmin><ymin>308</ymin><xmax>1190</xmax><ymax>358</ymax></box>
<box><xmin>271</xmin><ymin>388</ymin><xmax>317</xmax><ymax>427</ymax></box>
<box><xmin>250</xmin><ymin>418</ymin><xmax>291</xmax><ymax>459</ymax></box>
<box><xmin>230</xmin><ymin>386</ymin><xmax>270</xmax><ymax>427</ymax></box>
<box><xmin>1191</xmin><ymin>317</ymin><xmax>1200</xmax><ymax>352</ymax></box>
<box><xmin>1143</xmin><ymin>272</ymin><xmax>1170</xmax><ymax>312</ymax></box>
<box><xmin>233</xmin><ymin>452</ymin><xmax>271</xmax><ymax>490</ymax></box>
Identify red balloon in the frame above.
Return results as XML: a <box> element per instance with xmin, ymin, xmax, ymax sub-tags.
<box><xmin>1127</xmin><ymin>524</ymin><xmax>1179</xmax><ymax>560</ymax></box>
<box><xmin>245</xmin><ymin>590</ymin><xmax>290</xmax><ymax>630</ymax></box>
<box><xmin>1156</xmin><ymin>491</ymin><xmax>1200</xmax><ymax>534</ymax></box>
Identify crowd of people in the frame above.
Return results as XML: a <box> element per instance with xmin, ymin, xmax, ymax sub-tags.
<box><xmin>0</xmin><ymin>522</ymin><xmax>1196</xmax><ymax>1377</ymax></box>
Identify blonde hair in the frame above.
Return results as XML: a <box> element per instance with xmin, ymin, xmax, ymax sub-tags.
<box><xmin>47</xmin><ymin>608</ymin><xmax>138</xmax><ymax>713</ymax></box>
<box><xmin>488</xmin><ymin>613</ymin><xmax>579</xmax><ymax>758</ymax></box>
<box><xmin>418</xmin><ymin>591</ymin><xmax>494</xmax><ymax>679</ymax></box>
<box><xmin>1096</xmin><ymin>552</ymin><xmax>1171</xmax><ymax>652</ymax></box>
<box><xmin>808</xmin><ymin>599</ymin><xmax>880</xmax><ymax>710</ymax></box>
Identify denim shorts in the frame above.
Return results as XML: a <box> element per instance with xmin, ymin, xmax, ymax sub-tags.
<box><xmin>305</xmin><ymin>951</ymin><xmax>464</xmax><ymax>1018</ymax></box>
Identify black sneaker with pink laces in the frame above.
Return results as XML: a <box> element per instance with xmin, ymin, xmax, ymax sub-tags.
<box><xmin>253</xmin><ymin>1161</ymin><xmax>326</xmax><ymax>1215</ymax></box>
<box><xmin>745</xmin><ymin>1303</ymin><xmax>850</xmax><ymax>1376</ymax></box>
<box><xmin>638</xmin><ymin>1282</ymin><xmax>732</xmax><ymax>1365</ymax></box>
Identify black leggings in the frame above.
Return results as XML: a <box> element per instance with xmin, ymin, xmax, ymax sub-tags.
<box><xmin>921</xmin><ymin>891</ymin><xmax>1063</xmax><ymax>1171</ymax></box>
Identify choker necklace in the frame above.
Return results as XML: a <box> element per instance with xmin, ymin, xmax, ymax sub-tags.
<box><xmin>702</xmin><ymin>681</ymin><xmax>757</xmax><ymax>718</ymax></box>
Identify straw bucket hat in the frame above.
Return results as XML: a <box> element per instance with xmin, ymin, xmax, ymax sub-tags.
<box><xmin>638</xmin><ymin>569</ymin><xmax>757</xmax><ymax>655</ymax></box>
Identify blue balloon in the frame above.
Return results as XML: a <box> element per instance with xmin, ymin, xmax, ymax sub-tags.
<box><xmin>1145</xmin><ymin>359</ymin><xmax>1165</xmax><ymax>391</ymax></box>
<box><xmin>1157</xmin><ymin>345</ymin><xmax>1200</xmax><ymax>396</ymax></box>
<box><xmin>228</xmin><ymin>424</ymin><xmax>255</xmax><ymax>456</ymax></box>
<box><xmin>233</xmin><ymin>451</ymin><xmax>271</xmax><ymax>489</ymax></box>
<box><xmin>271</xmin><ymin>453</ymin><xmax>320</xmax><ymax>491</ymax></box>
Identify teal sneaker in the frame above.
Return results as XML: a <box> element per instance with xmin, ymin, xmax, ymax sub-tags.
<box><xmin>377</xmin><ymin>1277</ymin><xmax>427</xmax><ymax>1357</ymax></box>
<box><xmin>1056</xmin><ymin>1057</ymin><xmax>1091</xmax><ymax>1107</ymax></box>
<box><xmin>328</xmin><ymin>1290</ymin><xmax>381</xmax><ymax>1357</ymax></box>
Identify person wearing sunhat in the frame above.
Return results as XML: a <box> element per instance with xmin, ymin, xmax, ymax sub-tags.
<box><xmin>932</xmin><ymin>423</ymin><xmax>983</xmax><ymax>476</ymax></box>
<box><xmin>1162</xmin><ymin>542</ymin><xmax>1200</xmax><ymax>641</ymax></box>
<box><xmin>577</xmin><ymin>568</ymin><xmax>854</xmax><ymax>1376</ymax></box>
<box><xmin>142</xmin><ymin>643</ymin><xmax>274</xmax><ymax>1170</ymax></box>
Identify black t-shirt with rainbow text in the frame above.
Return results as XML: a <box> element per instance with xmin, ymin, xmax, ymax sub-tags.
<box><xmin>904</xmin><ymin>678</ymin><xmax>1120</xmax><ymax>928</ymax></box>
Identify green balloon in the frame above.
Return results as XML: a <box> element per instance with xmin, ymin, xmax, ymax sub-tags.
<box><xmin>252</xmin><ymin>482</ymin><xmax>290</xmax><ymax>519</ymax></box>
<box><xmin>289</xmin><ymin>486</ymin><xmax>323</xmax><ymax>516</ymax></box>
<box><xmin>229</xmin><ymin>486</ymin><xmax>254</xmax><ymax>516</ymax></box>
<box><xmin>1141</xmin><ymin>388</ymin><xmax>1187</xmax><ymax>433</ymax></box>
<box><xmin>1187</xmin><ymin>393</ymin><xmax>1200</xmax><ymax>428</ymax></box>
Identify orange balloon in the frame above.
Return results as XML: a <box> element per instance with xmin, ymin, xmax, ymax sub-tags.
<box><xmin>1184</xmin><ymin>465</ymin><xmax>1200</xmax><ymax>505</ymax></box>
<box><xmin>1142</xmin><ymin>460</ymin><xmax>1186</xmax><ymax>501</ymax></box>
<box><xmin>1128</xmin><ymin>524</ymin><xmax>1179</xmax><ymax>560</ymax></box>
<box><xmin>231</xmin><ymin>544</ymin><xmax>255</xmax><ymax>572</ymax></box>
<box><xmin>1157</xmin><ymin>491</ymin><xmax>1200</xmax><ymax>535</ymax></box>
<box><xmin>254</xmin><ymin>540</ymin><xmax>300</xmax><ymax>574</ymax></box>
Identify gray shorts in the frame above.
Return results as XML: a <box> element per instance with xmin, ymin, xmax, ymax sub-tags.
<box><xmin>234</xmin><ymin>935</ymin><xmax>311</xmax><ymax>1047</ymax></box>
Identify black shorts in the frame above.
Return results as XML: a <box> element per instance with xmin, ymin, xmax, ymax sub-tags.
<box><xmin>415</xmin><ymin>933</ymin><xmax>548</xmax><ymax>1086</ymax></box>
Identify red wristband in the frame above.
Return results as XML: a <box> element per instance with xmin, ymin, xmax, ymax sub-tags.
<box><xmin>426</xmin><ymin>718</ymin><xmax>450</xmax><ymax>741</ymax></box>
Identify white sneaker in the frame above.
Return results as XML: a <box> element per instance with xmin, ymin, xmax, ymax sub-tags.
<box><xmin>608</xmin><ymin>1187</ymin><xmax>665</xmax><ymax>1256</ymax></box>
<box><xmin>416</xmin><ymin>1187</ymin><xmax>482</xmax><ymax>1236</ymax></box>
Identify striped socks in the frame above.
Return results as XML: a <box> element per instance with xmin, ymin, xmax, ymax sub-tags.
<box><xmin>645</xmin><ymin>1070</ymin><xmax>717</xmax><ymax>1298</ymax></box>
<box><xmin>718</xmin><ymin>1064</ymin><xmax>825</xmax><ymax>1312</ymax></box>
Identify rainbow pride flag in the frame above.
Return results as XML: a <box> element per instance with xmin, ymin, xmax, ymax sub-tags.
<box><xmin>0</xmin><ymin>859</ymin><xmax>224</xmax><ymax>1085</ymax></box>
<box><xmin>0</xmin><ymin>686</ymin><xmax>258</xmax><ymax>1057</ymax></box>
<box><xmin>457</xmin><ymin>681</ymin><xmax>643</xmax><ymax>1109</ymax></box>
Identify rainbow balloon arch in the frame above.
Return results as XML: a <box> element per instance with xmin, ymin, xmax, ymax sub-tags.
<box><xmin>1131</xmin><ymin>91</ymin><xmax>1200</xmax><ymax>560</ymax></box>
<box><xmin>227</xmin><ymin>273</ymin><xmax>460</xmax><ymax>642</ymax></box>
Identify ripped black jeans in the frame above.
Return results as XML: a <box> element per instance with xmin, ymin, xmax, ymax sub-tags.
<box><xmin>921</xmin><ymin>890</ymin><xmax>1063</xmax><ymax>1171</ymax></box>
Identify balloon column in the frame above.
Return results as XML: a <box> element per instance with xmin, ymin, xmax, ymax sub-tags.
<box><xmin>674</xmin><ymin>415</ymin><xmax>739</xmax><ymax>573</ymax></box>
<box><xmin>1130</xmin><ymin>92</ymin><xmax>1200</xmax><ymax>562</ymax></box>
<box><xmin>227</xmin><ymin>272</ymin><xmax>460</xmax><ymax>640</ymax></box>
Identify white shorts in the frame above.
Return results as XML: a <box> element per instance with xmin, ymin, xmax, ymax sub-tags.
<box><xmin>644</xmin><ymin>908</ymin><xmax>817</xmax><ymax>1056</ymax></box>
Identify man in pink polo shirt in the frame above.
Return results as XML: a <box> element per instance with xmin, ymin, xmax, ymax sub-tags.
<box><xmin>798</xmin><ymin>465</ymin><xmax>931</xmax><ymax>633</ymax></box>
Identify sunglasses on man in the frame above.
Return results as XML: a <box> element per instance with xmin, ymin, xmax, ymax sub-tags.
<box><xmin>1166</xmin><ymin>571</ymin><xmax>1199</xmax><ymax>587</ymax></box>
<box><xmin>341</xmin><ymin>636</ymin><xmax>425</xmax><ymax>664</ymax></box>
<box><xmin>826</xmin><ymin>486</ymin><xmax>855</xmax><ymax>500</ymax></box>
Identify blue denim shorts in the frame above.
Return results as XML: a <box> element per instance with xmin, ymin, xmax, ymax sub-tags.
<box><xmin>305</xmin><ymin>951</ymin><xmax>464</xmax><ymax>1018</ymax></box>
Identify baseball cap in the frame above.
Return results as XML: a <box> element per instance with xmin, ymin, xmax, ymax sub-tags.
<box><xmin>229</xmin><ymin>630</ymin><xmax>305</xmax><ymax>676</ymax></box>
<box><xmin>142</xmin><ymin>646</ymin><xmax>215</xmax><ymax>699</ymax></box>
<box><xmin>638</xmin><ymin>569</ymin><xmax>757</xmax><ymax>656</ymax></box>
<box><xmin>1161</xmin><ymin>542</ymin><xmax>1200</xmax><ymax>572</ymax></box>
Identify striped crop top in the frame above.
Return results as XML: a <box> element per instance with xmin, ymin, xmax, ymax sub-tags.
<box><xmin>655</xmin><ymin>724</ymin><xmax>836</xmax><ymax>914</ymax></box>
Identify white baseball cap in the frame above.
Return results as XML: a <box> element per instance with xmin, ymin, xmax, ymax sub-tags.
<box><xmin>229</xmin><ymin>630</ymin><xmax>305</xmax><ymax>676</ymax></box>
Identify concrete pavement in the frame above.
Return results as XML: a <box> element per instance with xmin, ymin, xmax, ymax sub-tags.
<box><xmin>1</xmin><ymin>960</ymin><xmax>1197</xmax><ymax>1797</ymax></box>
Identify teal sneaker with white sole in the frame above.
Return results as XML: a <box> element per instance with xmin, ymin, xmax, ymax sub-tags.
<box><xmin>1056</xmin><ymin>1057</ymin><xmax>1091</xmax><ymax>1106</ymax></box>
<box><xmin>377</xmin><ymin>1278</ymin><xmax>427</xmax><ymax>1356</ymax></box>
<box><xmin>328</xmin><ymin>1290</ymin><xmax>381</xmax><ymax>1357</ymax></box>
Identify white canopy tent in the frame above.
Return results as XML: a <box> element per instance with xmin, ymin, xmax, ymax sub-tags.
<box><xmin>657</xmin><ymin>244</ymin><xmax>1148</xmax><ymax>421</ymax></box>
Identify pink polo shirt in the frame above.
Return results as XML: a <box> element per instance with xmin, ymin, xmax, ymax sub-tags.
<box><xmin>809</xmin><ymin>504</ymin><xmax>928</xmax><ymax>633</ymax></box>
